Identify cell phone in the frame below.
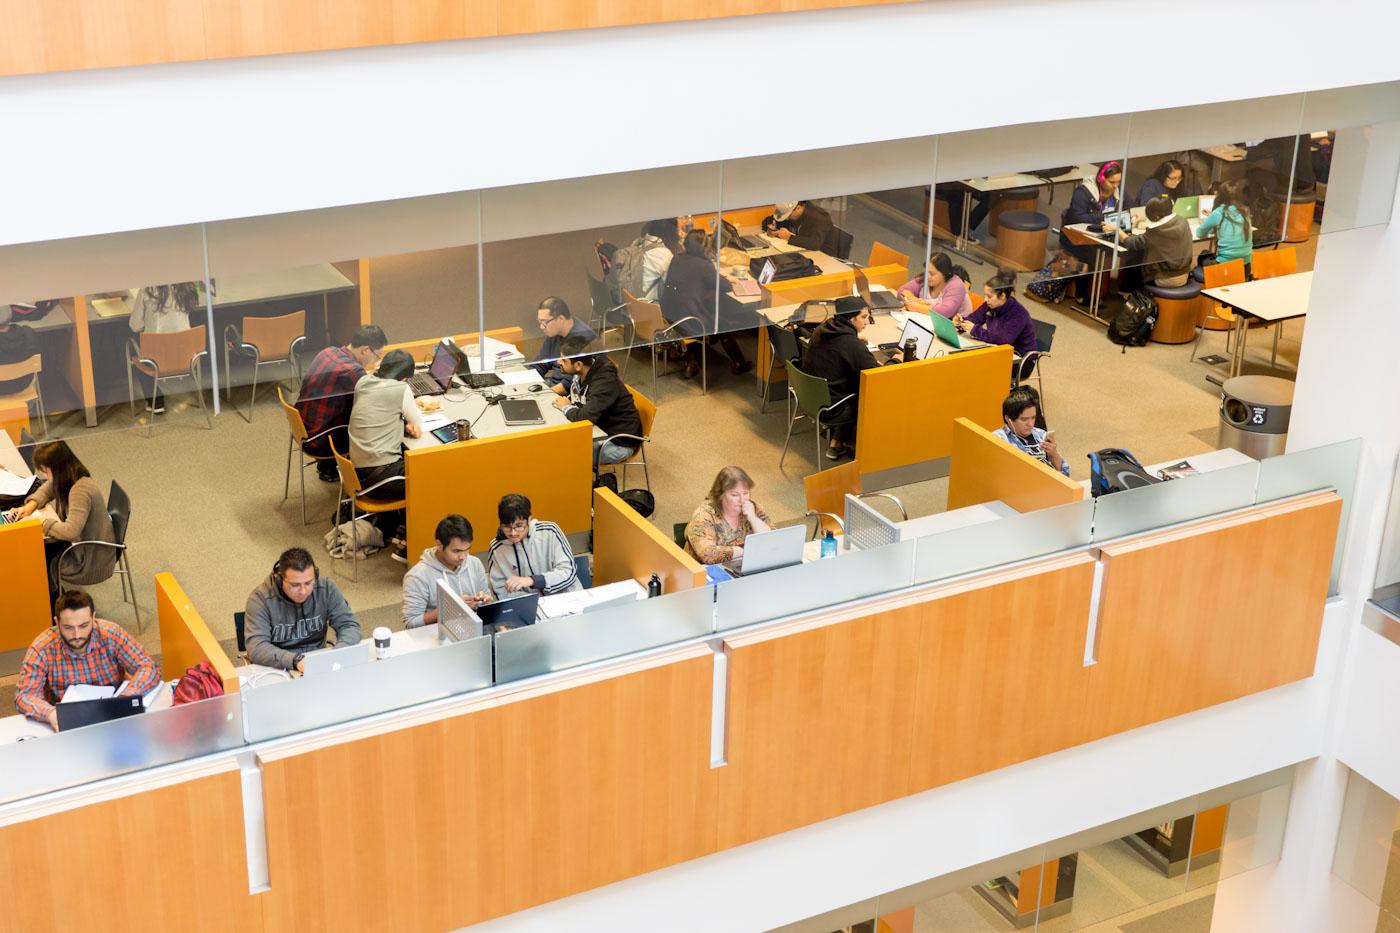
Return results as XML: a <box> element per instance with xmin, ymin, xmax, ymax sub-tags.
<box><xmin>1045</xmin><ymin>431</ymin><xmax>1057</xmax><ymax>443</ymax></box>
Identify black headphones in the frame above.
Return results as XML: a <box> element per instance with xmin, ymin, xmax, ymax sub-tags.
<box><xmin>272</xmin><ymin>554</ymin><xmax>319</xmax><ymax>583</ymax></box>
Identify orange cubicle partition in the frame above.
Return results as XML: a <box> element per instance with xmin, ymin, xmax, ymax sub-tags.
<box><xmin>403</xmin><ymin>419</ymin><xmax>592</xmax><ymax>559</ymax></box>
<box><xmin>154</xmin><ymin>572</ymin><xmax>239</xmax><ymax>694</ymax></box>
<box><xmin>0</xmin><ymin>519</ymin><xmax>51</xmax><ymax>653</ymax></box>
<box><xmin>592</xmin><ymin>487</ymin><xmax>705</xmax><ymax>594</ymax></box>
<box><xmin>947</xmin><ymin>417</ymin><xmax>1084</xmax><ymax>513</ymax></box>
<box><xmin>853</xmin><ymin>345</ymin><xmax>1011</xmax><ymax>478</ymax></box>
<box><xmin>0</xmin><ymin>492</ymin><xmax>1340</xmax><ymax>933</ymax></box>
<box><xmin>759</xmin><ymin>261</ymin><xmax>906</xmax><ymax>308</ymax></box>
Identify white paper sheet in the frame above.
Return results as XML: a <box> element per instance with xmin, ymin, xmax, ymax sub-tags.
<box><xmin>0</xmin><ymin>469</ymin><xmax>34</xmax><ymax>497</ymax></box>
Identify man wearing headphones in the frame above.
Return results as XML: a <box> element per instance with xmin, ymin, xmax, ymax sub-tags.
<box><xmin>244</xmin><ymin>547</ymin><xmax>361</xmax><ymax>673</ymax></box>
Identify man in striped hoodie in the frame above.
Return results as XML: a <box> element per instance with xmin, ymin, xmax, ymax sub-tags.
<box><xmin>485</xmin><ymin>494</ymin><xmax>582</xmax><ymax>598</ymax></box>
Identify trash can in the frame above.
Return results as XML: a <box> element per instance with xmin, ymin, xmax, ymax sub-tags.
<box><xmin>1218</xmin><ymin>375</ymin><xmax>1294</xmax><ymax>458</ymax></box>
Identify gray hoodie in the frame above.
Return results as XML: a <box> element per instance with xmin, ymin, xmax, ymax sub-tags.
<box><xmin>484</xmin><ymin>518</ymin><xmax>581</xmax><ymax>598</ymax></box>
<box><xmin>244</xmin><ymin>574</ymin><xmax>361</xmax><ymax>670</ymax></box>
<box><xmin>402</xmin><ymin>547</ymin><xmax>490</xmax><ymax>629</ymax></box>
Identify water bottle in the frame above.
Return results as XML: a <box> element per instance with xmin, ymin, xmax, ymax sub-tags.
<box><xmin>902</xmin><ymin>338</ymin><xmax>918</xmax><ymax>363</ymax></box>
<box><xmin>820</xmin><ymin>530</ymin><xmax>837</xmax><ymax>559</ymax></box>
<box><xmin>647</xmin><ymin>573</ymin><xmax>662</xmax><ymax>598</ymax></box>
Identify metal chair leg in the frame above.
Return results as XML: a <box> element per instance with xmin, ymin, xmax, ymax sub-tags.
<box><xmin>640</xmin><ymin>449</ymin><xmax>650</xmax><ymax>493</ymax></box>
<box><xmin>779</xmin><ymin>389</ymin><xmax>799</xmax><ymax>468</ymax></box>
<box><xmin>193</xmin><ymin>363</ymin><xmax>212</xmax><ymax>430</ymax></box>
<box><xmin>299</xmin><ymin>453</ymin><xmax>310</xmax><ymax>526</ymax></box>
<box><xmin>283</xmin><ymin>436</ymin><xmax>294</xmax><ymax>503</ymax></box>
<box><xmin>246</xmin><ymin>361</ymin><xmax>260</xmax><ymax>424</ymax></box>
<box><xmin>760</xmin><ymin>356</ymin><xmax>775</xmax><ymax>413</ymax></box>
<box><xmin>34</xmin><ymin>381</ymin><xmax>47</xmax><ymax>436</ymax></box>
<box><xmin>349</xmin><ymin>506</ymin><xmax>360</xmax><ymax>583</ymax></box>
<box><xmin>124</xmin><ymin>552</ymin><xmax>143</xmax><ymax>634</ymax></box>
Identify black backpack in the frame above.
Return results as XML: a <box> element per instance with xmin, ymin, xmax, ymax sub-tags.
<box><xmin>1107</xmin><ymin>290</ymin><xmax>1158</xmax><ymax>351</ymax></box>
<box><xmin>1087</xmin><ymin>448</ymin><xmax>1160</xmax><ymax>497</ymax></box>
<box><xmin>750</xmin><ymin>252</ymin><xmax>821</xmax><ymax>282</ymax></box>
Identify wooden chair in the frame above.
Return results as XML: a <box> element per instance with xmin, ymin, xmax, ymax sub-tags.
<box><xmin>223</xmin><ymin>310</ymin><xmax>307</xmax><ymax>422</ymax></box>
<box><xmin>624</xmin><ymin>290</ymin><xmax>707</xmax><ymax>396</ymax></box>
<box><xmin>596</xmin><ymin>385</ymin><xmax>656</xmax><ymax>492</ymax></box>
<box><xmin>1190</xmin><ymin>259</ymin><xmax>1247</xmax><ymax>364</ymax></box>
<box><xmin>587</xmin><ymin>273</ymin><xmax>630</xmax><ymax>357</ymax></box>
<box><xmin>781</xmin><ymin>362</ymin><xmax>855</xmax><ymax>469</ymax></box>
<box><xmin>329</xmin><ymin>439</ymin><xmax>406</xmax><ymax>581</ymax></box>
<box><xmin>277</xmin><ymin>385</ymin><xmax>338</xmax><ymax>525</ymax></box>
<box><xmin>803</xmin><ymin>460</ymin><xmax>907</xmax><ymax>538</ymax></box>
<box><xmin>1249</xmin><ymin>247</ymin><xmax>1298</xmax><ymax>363</ymax></box>
<box><xmin>0</xmin><ymin>354</ymin><xmax>46</xmax><ymax>436</ymax></box>
<box><xmin>125</xmin><ymin>325</ymin><xmax>211</xmax><ymax>435</ymax></box>
<box><xmin>868</xmin><ymin>242</ymin><xmax>910</xmax><ymax>272</ymax></box>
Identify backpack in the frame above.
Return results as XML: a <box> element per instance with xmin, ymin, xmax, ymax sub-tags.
<box><xmin>749</xmin><ymin>252</ymin><xmax>820</xmax><ymax>282</ymax></box>
<box><xmin>1087</xmin><ymin>448</ymin><xmax>1160</xmax><ymax>497</ymax></box>
<box><xmin>1107</xmin><ymin>290</ymin><xmax>1158</xmax><ymax>351</ymax></box>
<box><xmin>606</xmin><ymin>237</ymin><xmax>656</xmax><ymax>305</ymax></box>
<box><xmin>620</xmin><ymin>488</ymin><xmax>655</xmax><ymax>519</ymax></box>
<box><xmin>172</xmin><ymin>660</ymin><xmax>225</xmax><ymax>705</ymax></box>
<box><xmin>1025</xmin><ymin>250</ymin><xmax>1082</xmax><ymax>304</ymax></box>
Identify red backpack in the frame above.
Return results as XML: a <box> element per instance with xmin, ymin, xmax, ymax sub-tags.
<box><xmin>172</xmin><ymin>660</ymin><xmax>225</xmax><ymax>705</ymax></box>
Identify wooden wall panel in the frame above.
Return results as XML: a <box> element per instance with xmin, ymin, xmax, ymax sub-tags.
<box><xmin>0</xmin><ymin>0</ymin><xmax>914</xmax><ymax>76</ymax></box>
<box><xmin>0</xmin><ymin>767</ymin><xmax>261</xmax><ymax>933</ymax></box>
<box><xmin>155</xmin><ymin>571</ymin><xmax>240</xmax><ymax>693</ymax></box>
<box><xmin>908</xmin><ymin>556</ymin><xmax>1097</xmax><ymax>790</ymax></box>
<box><xmin>947</xmin><ymin>416</ymin><xmax>1084</xmax><ymax>514</ymax></box>
<box><xmin>0</xmin><ymin>518</ymin><xmax>52</xmax><ymax>654</ymax></box>
<box><xmin>257</xmin><ymin>651</ymin><xmax>718</xmax><ymax>932</ymax></box>
<box><xmin>1082</xmin><ymin>493</ymin><xmax>1340</xmax><ymax>741</ymax></box>
<box><xmin>592</xmin><ymin>486</ymin><xmax>706</xmax><ymax>593</ymax></box>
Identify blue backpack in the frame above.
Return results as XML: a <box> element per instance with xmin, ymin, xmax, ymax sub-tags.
<box><xmin>1088</xmin><ymin>448</ymin><xmax>1160</xmax><ymax>497</ymax></box>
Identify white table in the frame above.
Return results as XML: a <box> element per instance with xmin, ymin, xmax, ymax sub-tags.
<box><xmin>1203</xmin><ymin>271</ymin><xmax>1312</xmax><ymax>378</ymax></box>
<box><xmin>897</xmin><ymin>500</ymin><xmax>1016</xmax><ymax>539</ymax></box>
<box><xmin>949</xmin><ymin>165</ymin><xmax>1096</xmax><ymax>259</ymax></box>
<box><xmin>0</xmin><ymin>680</ymin><xmax>174</xmax><ymax>742</ymax></box>
<box><xmin>235</xmin><ymin>622</ymin><xmax>442</xmax><ymax>687</ymax></box>
<box><xmin>1062</xmin><ymin>212</ymin><xmax>1216</xmax><ymax>319</ymax></box>
<box><xmin>1078</xmin><ymin>447</ymin><xmax>1257</xmax><ymax>494</ymax></box>
<box><xmin>404</xmin><ymin>371</ymin><xmax>604</xmax><ymax>450</ymax></box>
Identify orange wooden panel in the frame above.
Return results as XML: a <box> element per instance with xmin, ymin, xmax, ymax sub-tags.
<box><xmin>907</xmin><ymin>556</ymin><xmax>1097</xmax><ymax>790</ymax></box>
<box><xmin>1191</xmin><ymin>804</ymin><xmax>1228</xmax><ymax>857</ymax></box>
<box><xmin>869</xmin><ymin>241</ymin><xmax>910</xmax><ymax>270</ymax></box>
<box><xmin>256</xmin><ymin>650</ymin><xmax>718</xmax><ymax>931</ymax></box>
<box><xmin>386</xmin><ymin>325</ymin><xmax>525</xmax><ymax>363</ymax></box>
<box><xmin>854</xmin><ymin>345</ymin><xmax>1011</xmax><ymax>475</ymax></box>
<box><xmin>498</xmin><ymin>0</ymin><xmax>908</xmax><ymax>34</ymax></box>
<box><xmin>68</xmin><ymin>295</ymin><xmax>97</xmax><ymax>420</ymax></box>
<box><xmin>404</xmin><ymin>419</ymin><xmax>592</xmax><ymax>558</ymax></box>
<box><xmin>947</xmin><ymin>417</ymin><xmax>1083</xmax><ymax>513</ymax></box>
<box><xmin>0</xmin><ymin>518</ymin><xmax>52</xmax><ymax>653</ymax></box>
<box><xmin>878</xmin><ymin>907</ymin><xmax>915</xmax><ymax>933</ymax></box>
<box><xmin>0</xmin><ymin>0</ymin><xmax>207</xmax><ymax>75</ymax></box>
<box><xmin>804</xmin><ymin>459</ymin><xmax>862</xmax><ymax>528</ymax></box>
<box><xmin>1014</xmin><ymin>859</ymin><xmax>1059</xmax><ymax>915</ymax></box>
<box><xmin>155</xmin><ymin>572</ymin><xmax>239</xmax><ymax>693</ymax></box>
<box><xmin>1082</xmin><ymin>493</ymin><xmax>1340</xmax><ymax>741</ymax></box>
<box><xmin>322</xmin><ymin>259</ymin><xmax>364</xmax><ymax>347</ymax></box>
<box><xmin>718</xmin><ymin>601</ymin><xmax>925</xmax><ymax>848</ymax></box>
<box><xmin>0</xmin><ymin>403</ymin><xmax>28</xmax><ymax>443</ymax></box>
<box><xmin>758</xmin><ymin>262</ymin><xmax>905</xmax><ymax>309</ymax></box>
<box><xmin>0</xmin><ymin>766</ymin><xmax>262</xmax><ymax>932</ymax></box>
<box><xmin>593</xmin><ymin>487</ymin><xmax>705</xmax><ymax>593</ymax></box>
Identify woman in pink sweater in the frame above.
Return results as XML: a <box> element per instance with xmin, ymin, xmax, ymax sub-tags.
<box><xmin>898</xmin><ymin>252</ymin><xmax>973</xmax><ymax>319</ymax></box>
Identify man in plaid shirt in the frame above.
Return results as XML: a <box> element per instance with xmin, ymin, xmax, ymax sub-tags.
<box><xmin>16</xmin><ymin>589</ymin><xmax>160</xmax><ymax>730</ymax></box>
<box><xmin>295</xmin><ymin>325</ymin><xmax>388</xmax><ymax>481</ymax></box>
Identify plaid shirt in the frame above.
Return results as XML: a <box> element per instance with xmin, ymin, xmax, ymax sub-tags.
<box><xmin>295</xmin><ymin>346</ymin><xmax>365</xmax><ymax>440</ymax></box>
<box><xmin>15</xmin><ymin>619</ymin><xmax>161</xmax><ymax>722</ymax></box>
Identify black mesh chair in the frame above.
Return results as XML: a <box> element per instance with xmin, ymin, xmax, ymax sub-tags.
<box><xmin>761</xmin><ymin>322</ymin><xmax>803</xmax><ymax>414</ymax></box>
<box><xmin>58</xmin><ymin>480</ymin><xmax>140</xmax><ymax>631</ymax></box>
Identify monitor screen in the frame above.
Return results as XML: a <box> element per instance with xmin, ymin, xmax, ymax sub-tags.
<box><xmin>757</xmin><ymin>258</ymin><xmax>776</xmax><ymax>286</ymax></box>
<box><xmin>898</xmin><ymin>317</ymin><xmax>935</xmax><ymax>360</ymax></box>
<box><xmin>429</xmin><ymin>342</ymin><xmax>458</xmax><ymax>388</ymax></box>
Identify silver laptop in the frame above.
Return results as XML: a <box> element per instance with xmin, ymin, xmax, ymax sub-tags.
<box><xmin>896</xmin><ymin>317</ymin><xmax>935</xmax><ymax>360</ymax></box>
<box><xmin>301</xmin><ymin>641</ymin><xmax>371</xmax><ymax>675</ymax></box>
<box><xmin>722</xmin><ymin>524</ymin><xmax>806</xmax><ymax>576</ymax></box>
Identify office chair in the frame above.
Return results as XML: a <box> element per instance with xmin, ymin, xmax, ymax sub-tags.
<box><xmin>223</xmin><ymin>310</ymin><xmax>307</xmax><ymax>423</ymax></box>
<box><xmin>233</xmin><ymin>611</ymin><xmax>247</xmax><ymax>660</ymax></box>
<box><xmin>574</xmin><ymin>554</ymin><xmax>593</xmax><ymax>590</ymax></box>
<box><xmin>868</xmin><ymin>242</ymin><xmax>910</xmax><ymax>271</ymax></box>
<box><xmin>57</xmin><ymin>480</ymin><xmax>141</xmax><ymax>632</ymax></box>
<box><xmin>0</xmin><ymin>354</ymin><xmax>47</xmax><ymax>437</ymax></box>
<box><xmin>596</xmin><ymin>385</ymin><xmax>655</xmax><ymax>493</ymax></box>
<box><xmin>329</xmin><ymin>439</ymin><xmax>406</xmax><ymax>582</ymax></box>
<box><xmin>1015</xmin><ymin>320</ymin><xmax>1057</xmax><ymax>413</ymax></box>
<box><xmin>761</xmin><ymin>322</ymin><xmax>802</xmax><ymax>414</ymax></box>
<box><xmin>277</xmin><ymin>385</ymin><xmax>338</xmax><ymax>525</ymax></box>
<box><xmin>1190</xmin><ymin>259</ymin><xmax>1247</xmax><ymax>364</ymax></box>
<box><xmin>623</xmin><ymin>290</ymin><xmax>707</xmax><ymax>396</ymax></box>
<box><xmin>126</xmin><ymin>326</ymin><xmax>212</xmax><ymax>435</ymax></box>
<box><xmin>781</xmin><ymin>362</ymin><xmax>855</xmax><ymax>469</ymax></box>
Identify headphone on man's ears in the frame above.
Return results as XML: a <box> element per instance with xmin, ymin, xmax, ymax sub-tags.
<box><xmin>272</xmin><ymin>556</ymin><xmax>319</xmax><ymax>582</ymax></box>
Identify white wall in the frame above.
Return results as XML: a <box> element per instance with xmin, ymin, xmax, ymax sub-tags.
<box><xmin>3</xmin><ymin>0</ymin><xmax>1400</xmax><ymax>246</ymax></box>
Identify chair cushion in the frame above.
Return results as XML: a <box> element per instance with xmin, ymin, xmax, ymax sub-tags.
<box><xmin>1190</xmin><ymin>266</ymin><xmax>1206</xmax><ymax>283</ymax></box>
<box><xmin>999</xmin><ymin>210</ymin><xmax>1050</xmax><ymax>232</ymax></box>
<box><xmin>1000</xmin><ymin>186</ymin><xmax>1040</xmax><ymax>200</ymax></box>
<box><xmin>1145</xmin><ymin>281</ymin><xmax>1202</xmax><ymax>300</ymax></box>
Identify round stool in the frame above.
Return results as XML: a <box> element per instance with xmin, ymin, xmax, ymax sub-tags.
<box><xmin>1145</xmin><ymin>281</ymin><xmax>1202</xmax><ymax>344</ymax></box>
<box><xmin>990</xmin><ymin>185</ymin><xmax>1040</xmax><ymax>230</ymax></box>
<box><xmin>1269</xmin><ymin>186</ymin><xmax>1316</xmax><ymax>243</ymax></box>
<box><xmin>996</xmin><ymin>210</ymin><xmax>1050</xmax><ymax>271</ymax></box>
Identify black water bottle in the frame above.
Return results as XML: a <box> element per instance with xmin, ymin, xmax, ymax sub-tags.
<box><xmin>902</xmin><ymin>338</ymin><xmax>918</xmax><ymax>363</ymax></box>
<box><xmin>647</xmin><ymin>573</ymin><xmax>662</xmax><ymax>598</ymax></box>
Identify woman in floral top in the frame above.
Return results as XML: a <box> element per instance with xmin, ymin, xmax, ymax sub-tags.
<box><xmin>684</xmin><ymin>466</ymin><xmax>773</xmax><ymax>564</ymax></box>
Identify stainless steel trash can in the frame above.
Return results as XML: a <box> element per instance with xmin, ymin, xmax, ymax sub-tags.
<box><xmin>1218</xmin><ymin>375</ymin><xmax>1294</xmax><ymax>458</ymax></box>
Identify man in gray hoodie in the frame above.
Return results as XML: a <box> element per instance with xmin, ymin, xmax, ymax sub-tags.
<box><xmin>485</xmin><ymin>494</ymin><xmax>582</xmax><ymax>598</ymax></box>
<box><xmin>244</xmin><ymin>547</ymin><xmax>361</xmax><ymax>672</ymax></box>
<box><xmin>402</xmin><ymin>514</ymin><xmax>493</xmax><ymax>629</ymax></box>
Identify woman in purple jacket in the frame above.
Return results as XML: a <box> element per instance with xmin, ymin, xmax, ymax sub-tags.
<box><xmin>956</xmin><ymin>270</ymin><xmax>1038</xmax><ymax>362</ymax></box>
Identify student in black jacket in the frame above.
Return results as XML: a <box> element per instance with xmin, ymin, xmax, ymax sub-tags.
<box><xmin>661</xmin><ymin>231</ymin><xmax>754</xmax><ymax>378</ymax></box>
<box><xmin>553</xmin><ymin>337</ymin><xmax>644</xmax><ymax>466</ymax></box>
<box><xmin>0</xmin><ymin>305</ymin><xmax>40</xmax><ymax>395</ymax></box>
<box><xmin>761</xmin><ymin>200</ymin><xmax>835</xmax><ymax>252</ymax></box>
<box><xmin>800</xmin><ymin>305</ymin><xmax>881</xmax><ymax>461</ymax></box>
<box><xmin>1057</xmin><ymin>161</ymin><xmax>1124</xmax><ymax>307</ymax></box>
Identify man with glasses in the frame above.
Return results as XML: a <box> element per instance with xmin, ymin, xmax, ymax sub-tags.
<box><xmin>485</xmin><ymin>494</ymin><xmax>581</xmax><ymax>598</ymax></box>
<box><xmin>530</xmin><ymin>297</ymin><xmax>597</xmax><ymax>393</ymax></box>
<box><xmin>244</xmin><ymin>547</ymin><xmax>360</xmax><ymax>674</ymax></box>
<box><xmin>295</xmin><ymin>324</ymin><xmax>389</xmax><ymax>482</ymax></box>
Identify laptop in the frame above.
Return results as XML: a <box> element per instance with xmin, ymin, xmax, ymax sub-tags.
<box><xmin>55</xmin><ymin>695</ymin><xmax>144</xmax><ymax>731</ymax></box>
<box><xmin>786</xmin><ymin>300</ymin><xmax>835</xmax><ymax>326</ymax></box>
<box><xmin>407</xmin><ymin>341</ymin><xmax>462</xmax><ymax>398</ymax></box>
<box><xmin>854</xmin><ymin>269</ymin><xmax>903</xmax><ymax>312</ymax></box>
<box><xmin>736</xmin><ymin>234</ymin><xmax>770</xmax><ymax>251</ymax></box>
<box><xmin>720</xmin><ymin>524</ymin><xmax>806</xmax><ymax>577</ymax></box>
<box><xmin>500</xmin><ymin>397</ymin><xmax>546</xmax><ymax>426</ymax></box>
<box><xmin>756</xmin><ymin>258</ymin><xmax>777</xmax><ymax>286</ymax></box>
<box><xmin>929</xmin><ymin>311</ymin><xmax>963</xmax><ymax>349</ymax></box>
<box><xmin>478</xmin><ymin>592</ymin><xmax>541</xmax><ymax>632</ymax></box>
<box><xmin>301</xmin><ymin>642</ymin><xmax>371</xmax><ymax>676</ymax></box>
<box><xmin>1173</xmin><ymin>195</ymin><xmax>1199</xmax><ymax>220</ymax></box>
<box><xmin>891</xmin><ymin>316</ymin><xmax>935</xmax><ymax>360</ymax></box>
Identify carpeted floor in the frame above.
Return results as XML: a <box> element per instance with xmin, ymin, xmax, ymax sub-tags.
<box><xmin>1</xmin><ymin>198</ymin><xmax>1316</xmax><ymax>698</ymax></box>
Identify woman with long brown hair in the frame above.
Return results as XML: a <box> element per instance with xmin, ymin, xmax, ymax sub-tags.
<box><xmin>1196</xmin><ymin>179</ymin><xmax>1255</xmax><ymax>276</ymax></box>
<box><xmin>3</xmin><ymin>441</ymin><xmax>118</xmax><ymax>604</ymax></box>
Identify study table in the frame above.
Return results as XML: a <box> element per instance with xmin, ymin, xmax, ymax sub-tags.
<box><xmin>402</xmin><ymin>369</ymin><xmax>605</xmax><ymax>450</ymax></box>
<box><xmin>1076</xmin><ymin>446</ymin><xmax>1256</xmax><ymax>496</ymax></box>
<box><xmin>950</xmin><ymin>165</ymin><xmax>1096</xmax><ymax>258</ymax></box>
<box><xmin>797</xmin><ymin>500</ymin><xmax>1013</xmax><ymax>561</ymax></box>
<box><xmin>1203</xmin><ymin>270</ymin><xmax>1312</xmax><ymax>378</ymax></box>
<box><xmin>0</xmin><ymin>681</ymin><xmax>173</xmax><ymax>743</ymax></box>
<box><xmin>759</xmin><ymin>302</ymin><xmax>990</xmax><ymax>359</ymax></box>
<box><xmin>1062</xmin><ymin>207</ymin><xmax>1221</xmax><ymax>318</ymax></box>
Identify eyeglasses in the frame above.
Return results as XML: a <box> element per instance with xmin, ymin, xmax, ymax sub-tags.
<box><xmin>536</xmin><ymin>317</ymin><xmax>553</xmax><ymax>330</ymax></box>
<box><xmin>502</xmin><ymin>520</ymin><xmax>530</xmax><ymax>532</ymax></box>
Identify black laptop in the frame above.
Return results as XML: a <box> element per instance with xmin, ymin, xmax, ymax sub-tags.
<box><xmin>477</xmin><ymin>593</ymin><xmax>541</xmax><ymax>632</ymax></box>
<box><xmin>56</xmin><ymin>695</ymin><xmax>144</xmax><ymax>731</ymax></box>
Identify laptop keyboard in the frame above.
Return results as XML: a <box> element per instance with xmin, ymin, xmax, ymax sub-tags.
<box><xmin>408</xmin><ymin>373</ymin><xmax>441</xmax><ymax>396</ymax></box>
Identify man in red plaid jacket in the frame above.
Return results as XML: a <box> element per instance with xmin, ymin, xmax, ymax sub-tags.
<box><xmin>294</xmin><ymin>325</ymin><xmax>388</xmax><ymax>481</ymax></box>
<box><xmin>16</xmin><ymin>590</ymin><xmax>160</xmax><ymax>730</ymax></box>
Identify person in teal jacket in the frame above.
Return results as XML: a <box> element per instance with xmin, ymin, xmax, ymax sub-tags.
<box><xmin>1196</xmin><ymin>179</ymin><xmax>1254</xmax><ymax>273</ymax></box>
